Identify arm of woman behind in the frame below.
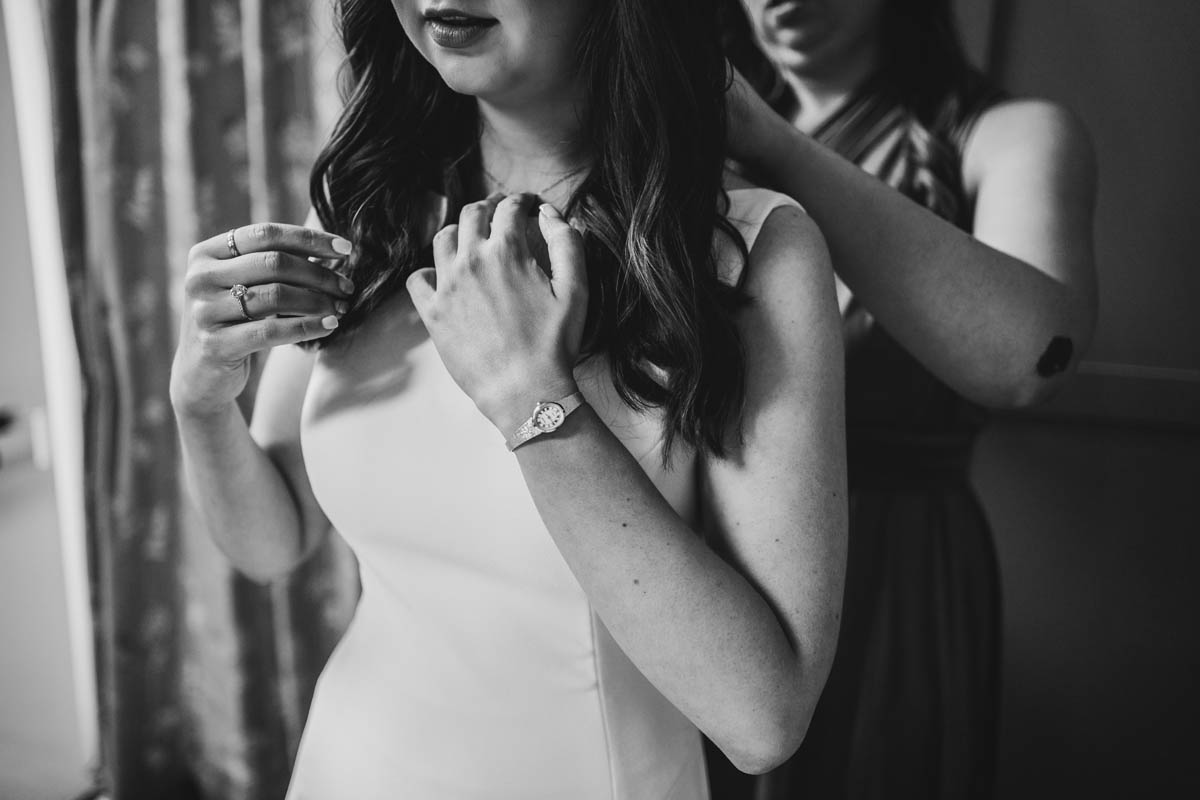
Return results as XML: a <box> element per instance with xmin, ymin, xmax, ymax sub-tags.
<box><xmin>511</xmin><ymin>206</ymin><xmax>847</xmax><ymax>773</ymax></box>
<box><xmin>730</xmin><ymin>73</ymin><xmax>1098</xmax><ymax>408</ymax></box>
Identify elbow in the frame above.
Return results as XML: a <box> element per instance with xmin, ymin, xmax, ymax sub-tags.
<box><xmin>719</xmin><ymin>691</ymin><xmax>816</xmax><ymax>775</ymax></box>
<box><xmin>969</xmin><ymin>318</ymin><xmax>1096</xmax><ymax>412</ymax></box>
<box><xmin>986</xmin><ymin>372</ymin><xmax>1064</xmax><ymax>411</ymax></box>
<box><xmin>725</xmin><ymin>712</ymin><xmax>810</xmax><ymax>775</ymax></box>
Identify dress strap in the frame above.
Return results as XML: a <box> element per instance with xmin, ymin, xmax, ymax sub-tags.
<box><xmin>724</xmin><ymin>188</ymin><xmax>805</xmax><ymax>252</ymax></box>
<box><xmin>718</xmin><ymin>188</ymin><xmax>806</xmax><ymax>286</ymax></box>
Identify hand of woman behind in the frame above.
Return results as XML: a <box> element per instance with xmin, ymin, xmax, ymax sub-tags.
<box><xmin>724</xmin><ymin>64</ymin><xmax>788</xmax><ymax>168</ymax></box>
<box><xmin>169</xmin><ymin>223</ymin><xmax>356</xmax><ymax>419</ymax></box>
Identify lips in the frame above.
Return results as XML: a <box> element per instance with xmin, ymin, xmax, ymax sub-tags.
<box><xmin>423</xmin><ymin>7</ymin><xmax>498</xmax><ymax>49</ymax></box>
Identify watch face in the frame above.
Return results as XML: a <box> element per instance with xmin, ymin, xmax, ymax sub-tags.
<box><xmin>533</xmin><ymin>402</ymin><xmax>566</xmax><ymax>432</ymax></box>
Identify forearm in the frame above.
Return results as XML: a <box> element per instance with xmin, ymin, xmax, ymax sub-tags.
<box><xmin>757</xmin><ymin>116</ymin><xmax>1094</xmax><ymax>407</ymax></box>
<box><xmin>513</xmin><ymin>407</ymin><xmax>817</xmax><ymax>771</ymax></box>
<box><xmin>175</xmin><ymin>402</ymin><xmax>308</xmax><ymax>581</ymax></box>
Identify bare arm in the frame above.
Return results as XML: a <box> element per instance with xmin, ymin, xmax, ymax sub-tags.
<box><xmin>731</xmin><ymin>76</ymin><xmax>1098</xmax><ymax>408</ymax></box>
<box><xmin>170</xmin><ymin>222</ymin><xmax>352</xmax><ymax>581</ymax></box>
<box><xmin>506</xmin><ymin>208</ymin><xmax>846</xmax><ymax>773</ymax></box>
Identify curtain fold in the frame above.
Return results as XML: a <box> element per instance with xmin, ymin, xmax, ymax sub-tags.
<box><xmin>41</xmin><ymin>1</ymin><xmax>359</xmax><ymax>797</ymax></box>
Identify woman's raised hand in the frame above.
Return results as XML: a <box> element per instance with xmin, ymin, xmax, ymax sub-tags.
<box><xmin>406</xmin><ymin>194</ymin><xmax>588</xmax><ymax>435</ymax></box>
<box><xmin>170</xmin><ymin>223</ymin><xmax>355</xmax><ymax>419</ymax></box>
<box><xmin>724</xmin><ymin>63</ymin><xmax>786</xmax><ymax>167</ymax></box>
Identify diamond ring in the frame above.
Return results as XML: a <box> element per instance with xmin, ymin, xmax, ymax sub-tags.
<box><xmin>230</xmin><ymin>284</ymin><xmax>253</xmax><ymax>321</ymax></box>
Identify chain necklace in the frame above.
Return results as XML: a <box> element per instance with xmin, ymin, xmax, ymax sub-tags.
<box><xmin>480</xmin><ymin>162</ymin><xmax>587</xmax><ymax>200</ymax></box>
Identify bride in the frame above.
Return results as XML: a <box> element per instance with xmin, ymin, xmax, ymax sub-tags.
<box><xmin>170</xmin><ymin>1</ymin><xmax>848</xmax><ymax>797</ymax></box>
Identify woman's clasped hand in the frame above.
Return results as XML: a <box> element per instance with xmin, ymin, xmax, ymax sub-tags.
<box><xmin>406</xmin><ymin>193</ymin><xmax>587</xmax><ymax>434</ymax></box>
<box><xmin>170</xmin><ymin>224</ymin><xmax>355</xmax><ymax>419</ymax></box>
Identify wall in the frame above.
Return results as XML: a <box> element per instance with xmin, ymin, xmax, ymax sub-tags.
<box><xmin>971</xmin><ymin>1</ymin><xmax>1200</xmax><ymax>796</ymax></box>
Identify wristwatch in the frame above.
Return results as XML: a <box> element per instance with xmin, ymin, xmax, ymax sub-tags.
<box><xmin>505</xmin><ymin>392</ymin><xmax>586</xmax><ymax>452</ymax></box>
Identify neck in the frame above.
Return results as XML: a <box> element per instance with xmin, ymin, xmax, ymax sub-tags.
<box><xmin>782</xmin><ymin>33</ymin><xmax>881</xmax><ymax>134</ymax></box>
<box><xmin>476</xmin><ymin>93</ymin><xmax>590</xmax><ymax>207</ymax></box>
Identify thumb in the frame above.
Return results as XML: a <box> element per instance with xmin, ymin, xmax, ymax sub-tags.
<box><xmin>538</xmin><ymin>204</ymin><xmax>586</xmax><ymax>302</ymax></box>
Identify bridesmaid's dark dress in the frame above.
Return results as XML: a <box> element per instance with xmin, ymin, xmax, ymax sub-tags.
<box><xmin>707</xmin><ymin>73</ymin><xmax>1007</xmax><ymax>799</ymax></box>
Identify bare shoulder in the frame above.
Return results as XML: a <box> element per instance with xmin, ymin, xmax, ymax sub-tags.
<box><xmin>735</xmin><ymin>198</ymin><xmax>841</xmax><ymax>393</ymax></box>
<box><xmin>249</xmin><ymin>343</ymin><xmax>319</xmax><ymax>447</ymax></box>
<box><xmin>963</xmin><ymin>98</ymin><xmax>1097</xmax><ymax>195</ymax></box>
<box><xmin>747</xmin><ymin>199</ymin><xmax>832</xmax><ymax>298</ymax></box>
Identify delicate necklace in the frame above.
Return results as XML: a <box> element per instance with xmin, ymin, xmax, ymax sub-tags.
<box><xmin>480</xmin><ymin>162</ymin><xmax>587</xmax><ymax>199</ymax></box>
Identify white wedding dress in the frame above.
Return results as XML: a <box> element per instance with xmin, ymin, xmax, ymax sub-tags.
<box><xmin>285</xmin><ymin>189</ymin><xmax>803</xmax><ymax>800</ymax></box>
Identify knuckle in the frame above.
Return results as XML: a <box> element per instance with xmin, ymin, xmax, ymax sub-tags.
<box><xmin>294</xmin><ymin>317</ymin><xmax>316</xmax><ymax>339</ymax></box>
<box><xmin>189</xmin><ymin>300</ymin><xmax>211</xmax><ymax>327</ymax></box>
<box><xmin>187</xmin><ymin>242</ymin><xmax>205</xmax><ymax>265</ymax></box>
<box><xmin>462</xmin><ymin>251</ymin><xmax>485</xmax><ymax>273</ymax></box>
<box><xmin>250</xmin><ymin>322</ymin><xmax>272</xmax><ymax>349</ymax></box>
<box><xmin>183</xmin><ymin>268</ymin><xmax>207</xmax><ymax>296</ymax></box>
<box><xmin>260</xmin><ymin>250</ymin><xmax>285</xmax><ymax>278</ymax></box>
<box><xmin>250</xmin><ymin>222</ymin><xmax>280</xmax><ymax>243</ymax></box>
<box><xmin>196</xmin><ymin>330</ymin><xmax>222</xmax><ymax>359</ymax></box>
<box><xmin>260</xmin><ymin>282</ymin><xmax>283</xmax><ymax>309</ymax></box>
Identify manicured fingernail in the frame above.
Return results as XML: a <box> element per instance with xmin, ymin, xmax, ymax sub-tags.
<box><xmin>335</xmin><ymin>301</ymin><xmax>348</xmax><ymax>314</ymax></box>
<box><xmin>321</xmin><ymin>315</ymin><xmax>340</xmax><ymax>330</ymax></box>
<box><xmin>339</xmin><ymin>276</ymin><xmax>355</xmax><ymax>294</ymax></box>
<box><xmin>539</xmin><ymin>203</ymin><xmax>560</xmax><ymax>218</ymax></box>
<box><xmin>331</xmin><ymin>237</ymin><xmax>353</xmax><ymax>255</ymax></box>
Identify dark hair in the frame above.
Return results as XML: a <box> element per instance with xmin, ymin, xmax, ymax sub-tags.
<box><xmin>724</xmin><ymin>0</ymin><xmax>1000</xmax><ymax>224</ymax></box>
<box><xmin>311</xmin><ymin>0</ymin><xmax>748</xmax><ymax>458</ymax></box>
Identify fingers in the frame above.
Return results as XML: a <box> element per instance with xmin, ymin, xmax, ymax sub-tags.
<box><xmin>192</xmin><ymin>222</ymin><xmax>352</xmax><ymax>262</ymax></box>
<box><xmin>489</xmin><ymin>194</ymin><xmax>533</xmax><ymax>244</ymax></box>
<box><xmin>199</xmin><ymin>251</ymin><xmax>355</xmax><ymax>298</ymax></box>
<box><xmin>538</xmin><ymin>204</ymin><xmax>586</xmax><ymax>300</ymax></box>
<box><xmin>200</xmin><ymin>315</ymin><xmax>340</xmax><ymax>361</ymax></box>
<box><xmin>457</xmin><ymin>193</ymin><xmax>505</xmax><ymax>246</ymax></box>
<box><xmin>194</xmin><ymin>282</ymin><xmax>349</xmax><ymax>327</ymax></box>
<box><xmin>406</xmin><ymin>268</ymin><xmax>437</xmax><ymax>320</ymax></box>
<box><xmin>433</xmin><ymin>224</ymin><xmax>459</xmax><ymax>270</ymax></box>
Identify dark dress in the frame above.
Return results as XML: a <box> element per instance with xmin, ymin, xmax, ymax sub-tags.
<box><xmin>706</xmin><ymin>73</ymin><xmax>1007</xmax><ymax>799</ymax></box>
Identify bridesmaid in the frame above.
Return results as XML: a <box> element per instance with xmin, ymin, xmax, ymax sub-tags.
<box><xmin>710</xmin><ymin>0</ymin><xmax>1097</xmax><ymax>797</ymax></box>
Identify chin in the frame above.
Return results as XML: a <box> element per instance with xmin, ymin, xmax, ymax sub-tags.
<box><xmin>430</xmin><ymin>63</ymin><xmax>497</xmax><ymax>96</ymax></box>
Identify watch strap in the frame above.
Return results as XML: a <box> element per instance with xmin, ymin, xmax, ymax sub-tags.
<box><xmin>505</xmin><ymin>391</ymin><xmax>585</xmax><ymax>451</ymax></box>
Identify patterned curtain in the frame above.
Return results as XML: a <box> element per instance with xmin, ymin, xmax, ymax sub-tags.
<box><xmin>38</xmin><ymin>1</ymin><xmax>358</xmax><ymax>798</ymax></box>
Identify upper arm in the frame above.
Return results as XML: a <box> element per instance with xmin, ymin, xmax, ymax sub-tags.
<box><xmin>700</xmin><ymin>206</ymin><xmax>848</xmax><ymax>689</ymax></box>
<box><xmin>249</xmin><ymin>343</ymin><xmax>332</xmax><ymax>551</ymax></box>
<box><xmin>965</xmin><ymin>99</ymin><xmax>1099</xmax><ymax>333</ymax></box>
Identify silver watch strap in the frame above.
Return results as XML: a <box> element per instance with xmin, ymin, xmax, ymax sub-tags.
<box><xmin>505</xmin><ymin>392</ymin><xmax>585</xmax><ymax>451</ymax></box>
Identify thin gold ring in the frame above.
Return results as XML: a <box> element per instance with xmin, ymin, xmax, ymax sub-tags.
<box><xmin>226</xmin><ymin>228</ymin><xmax>241</xmax><ymax>258</ymax></box>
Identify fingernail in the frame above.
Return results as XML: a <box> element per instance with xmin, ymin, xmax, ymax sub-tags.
<box><xmin>331</xmin><ymin>237</ymin><xmax>353</xmax><ymax>255</ymax></box>
<box><xmin>339</xmin><ymin>276</ymin><xmax>355</xmax><ymax>294</ymax></box>
<box><xmin>321</xmin><ymin>315</ymin><xmax>340</xmax><ymax>330</ymax></box>
<box><xmin>540</xmin><ymin>203</ymin><xmax>560</xmax><ymax>218</ymax></box>
<box><xmin>335</xmin><ymin>301</ymin><xmax>349</xmax><ymax>314</ymax></box>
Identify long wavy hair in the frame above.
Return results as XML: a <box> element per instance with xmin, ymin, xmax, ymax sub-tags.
<box><xmin>723</xmin><ymin>0</ymin><xmax>1002</xmax><ymax>224</ymax></box>
<box><xmin>310</xmin><ymin>0</ymin><xmax>748</xmax><ymax>458</ymax></box>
